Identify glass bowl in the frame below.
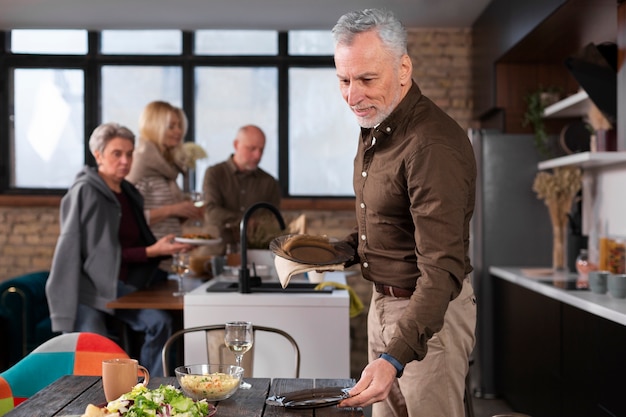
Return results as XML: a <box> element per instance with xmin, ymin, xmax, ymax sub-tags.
<box><xmin>175</xmin><ymin>364</ymin><xmax>244</xmax><ymax>401</ymax></box>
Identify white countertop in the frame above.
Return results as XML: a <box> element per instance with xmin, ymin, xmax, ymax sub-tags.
<box><xmin>490</xmin><ymin>266</ymin><xmax>626</xmax><ymax>326</ymax></box>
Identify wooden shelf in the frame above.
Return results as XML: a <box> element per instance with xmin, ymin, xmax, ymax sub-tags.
<box><xmin>543</xmin><ymin>90</ymin><xmax>591</xmax><ymax>119</ymax></box>
<box><xmin>538</xmin><ymin>152</ymin><xmax>626</xmax><ymax>170</ymax></box>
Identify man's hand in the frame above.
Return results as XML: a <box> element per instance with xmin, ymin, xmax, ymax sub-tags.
<box><xmin>338</xmin><ymin>358</ymin><xmax>397</xmax><ymax>408</ymax></box>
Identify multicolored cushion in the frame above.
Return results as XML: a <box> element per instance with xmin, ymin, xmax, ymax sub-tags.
<box><xmin>0</xmin><ymin>332</ymin><xmax>128</xmax><ymax>416</ymax></box>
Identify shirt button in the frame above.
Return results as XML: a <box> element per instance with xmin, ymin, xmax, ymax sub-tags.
<box><xmin>363</xmin><ymin>262</ymin><xmax>369</xmax><ymax>268</ymax></box>
<box><xmin>386</xmin><ymin>127</ymin><xmax>391</xmax><ymax>132</ymax></box>
<box><xmin>360</xmin><ymin>234</ymin><xmax>366</xmax><ymax>241</ymax></box>
<box><xmin>361</xmin><ymin>171</ymin><xmax>367</xmax><ymax>178</ymax></box>
<box><xmin>360</xmin><ymin>202</ymin><xmax>365</xmax><ymax>209</ymax></box>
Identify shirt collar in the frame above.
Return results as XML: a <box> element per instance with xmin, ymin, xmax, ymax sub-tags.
<box><xmin>361</xmin><ymin>81</ymin><xmax>422</xmax><ymax>141</ymax></box>
<box><xmin>226</xmin><ymin>154</ymin><xmax>261</xmax><ymax>177</ymax></box>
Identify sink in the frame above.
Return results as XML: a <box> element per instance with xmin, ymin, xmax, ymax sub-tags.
<box><xmin>206</xmin><ymin>281</ymin><xmax>333</xmax><ymax>293</ymax></box>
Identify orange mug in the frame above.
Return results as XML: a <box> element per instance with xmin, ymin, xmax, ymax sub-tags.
<box><xmin>102</xmin><ymin>358</ymin><xmax>150</xmax><ymax>402</ymax></box>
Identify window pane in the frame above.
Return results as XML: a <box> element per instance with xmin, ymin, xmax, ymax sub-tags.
<box><xmin>289</xmin><ymin>68</ymin><xmax>358</xmax><ymax>196</ymax></box>
<box><xmin>101</xmin><ymin>30</ymin><xmax>182</xmax><ymax>55</ymax></box>
<box><xmin>101</xmin><ymin>66</ymin><xmax>182</xmax><ymax>134</ymax></box>
<box><xmin>13</xmin><ymin>69</ymin><xmax>84</xmax><ymax>188</ymax></box>
<box><xmin>195</xmin><ymin>30</ymin><xmax>278</xmax><ymax>55</ymax></box>
<box><xmin>288</xmin><ymin>30</ymin><xmax>335</xmax><ymax>55</ymax></box>
<box><xmin>11</xmin><ymin>30</ymin><xmax>87</xmax><ymax>54</ymax></box>
<box><xmin>194</xmin><ymin>67</ymin><xmax>278</xmax><ymax>190</ymax></box>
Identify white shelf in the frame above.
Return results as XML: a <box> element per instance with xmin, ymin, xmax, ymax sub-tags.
<box><xmin>538</xmin><ymin>151</ymin><xmax>626</xmax><ymax>170</ymax></box>
<box><xmin>542</xmin><ymin>90</ymin><xmax>591</xmax><ymax>119</ymax></box>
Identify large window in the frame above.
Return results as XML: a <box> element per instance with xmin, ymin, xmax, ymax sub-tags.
<box><xmin>1</xmin><ymin>29</ymin><xmax>357</xmax><ymax>197</ymax></box>
<box><xmin>12</xmin><ymin>68</ymin><xmax>84</xmax><ymax>188</ymax></box>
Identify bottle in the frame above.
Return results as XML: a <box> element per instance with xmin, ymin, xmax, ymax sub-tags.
<box><xmin>575</xmin><ymin>249</ymin><xmax>596</xmax><ymax>289</ymax></box>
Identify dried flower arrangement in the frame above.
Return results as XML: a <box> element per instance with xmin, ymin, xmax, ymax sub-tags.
<box><xmin>180</xmin><ymin>143</ymin><xmax>208</xmax><ymax>170</ymax></box>
<box><xmin>533</xmin><ymin>166</ymin><xmax>583</xmax><ymax>270</ymax></box>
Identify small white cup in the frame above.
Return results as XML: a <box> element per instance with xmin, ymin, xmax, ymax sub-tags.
<box><xmin>589</xmin><ymin>270</ymin><xmax>609</xmax><ymax>294</ymax></box>
<box><xmin>307</xmin><ymin>271</ymin><xmax>326</xmax><ymax>283</ymax></box>
<box><xmin>608</xmin><ymin>274</ymin><xmax>626</xmax><ymax>298</ymax></box>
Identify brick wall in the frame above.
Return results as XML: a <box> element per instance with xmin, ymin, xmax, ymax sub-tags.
<box><xmin>0</xmin><ymin>206</ymin><xmax>60</xmax><ymax>278</ymax></box>
<box><xmin>0</xmin><ymin>28</ymin><xmax>472</xmax><ymax>378</ymax></box>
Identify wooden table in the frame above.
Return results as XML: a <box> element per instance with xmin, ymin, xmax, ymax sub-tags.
<box><xmin>106</xmin><ymin>277</ymin><xmax>206</xmax><ymax>310</ymax></box>
<box><xmin>104</xmin><ymin>277</ymin><xmax>205</xmax><ymax>360</ymax></box>
<box><xmin>5</xmin><ymin>375</ymin><xmax>364</xmax><ymax>417</ymax></box>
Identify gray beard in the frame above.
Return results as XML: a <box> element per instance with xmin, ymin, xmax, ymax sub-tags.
<box><xmin>355</xmin><ymin>89</ymin><xmax>402</xmax><ymax>128</ymax></box>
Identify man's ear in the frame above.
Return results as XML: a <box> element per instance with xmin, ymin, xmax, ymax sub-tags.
<box><xmin>399</xmin><ymin>54</ymin><xmax>413</xmax><ymax>86</ymax></box>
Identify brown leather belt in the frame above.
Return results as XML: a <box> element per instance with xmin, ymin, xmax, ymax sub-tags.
<box><xmin>374</xmin><ymin>283</ymin><xmax>414</xmax><ymax>298</ymax></box>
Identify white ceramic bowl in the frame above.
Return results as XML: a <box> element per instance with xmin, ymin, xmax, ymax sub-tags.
<box><xmin>175</xmin><ymin>364</ymin><xmax>243</xmax><ymax>401</ymax></box>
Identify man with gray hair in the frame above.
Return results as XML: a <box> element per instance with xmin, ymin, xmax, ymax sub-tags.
<box><xmin>332</xmin><ymin>9</ymin><xmax>477</xmax><ymax>417</ymax></box>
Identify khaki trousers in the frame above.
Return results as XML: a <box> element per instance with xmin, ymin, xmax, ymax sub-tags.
<box><xmin>368</xmin><ymin>277</ymin><xmax>476</xmax><ymax>417</ymax></box>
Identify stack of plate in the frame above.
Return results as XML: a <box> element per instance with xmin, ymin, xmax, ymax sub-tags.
<box><xmin>270</xmin><ymin>234</ymin><xmax>353</xmax><ymax>265</ymax></box>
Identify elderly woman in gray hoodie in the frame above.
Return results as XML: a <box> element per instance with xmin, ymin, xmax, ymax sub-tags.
<box><xmin>46</xmin><ymin>122</ymin><xmax>192</xmax><ymax>376</ymax></box>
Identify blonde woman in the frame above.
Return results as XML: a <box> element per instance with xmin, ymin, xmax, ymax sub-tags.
<box><xmin>127</xmin><ymin>101</ymin><xmax>202</xmax><ymax>240</ymax></box>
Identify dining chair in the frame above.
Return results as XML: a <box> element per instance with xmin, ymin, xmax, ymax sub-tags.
<box><xmin>161</xmin><ymin>324</ymin><xmax>301</xmax><ymax>378</ymax></box>
<box><xmin>0</xmin><ymin>332</ymin><xmax>129</xmax><ymax>416</ymax></box>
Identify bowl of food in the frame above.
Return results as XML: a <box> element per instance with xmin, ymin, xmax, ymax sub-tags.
<box><xmin>176</xmin><ymin>364</ymin><xmax>244</xmax><ymax>401</ymax></box>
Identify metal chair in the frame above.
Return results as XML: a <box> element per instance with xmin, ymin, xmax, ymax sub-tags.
<box><xmin>161</xmin><ymin>324</ymin><xmax>301</xmax><ymax>377</ymax></box>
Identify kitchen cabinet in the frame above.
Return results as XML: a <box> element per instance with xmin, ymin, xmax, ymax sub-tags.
<box><xmin>183</xmin><ymin>271</ymin><xmax>350</xmax><ymax>379</ymax></box>
<box><xmin>492</xmin><ymin>267</ymin><xmax>626</xmax><ymax>417</ymax></box>
<box><xmin>472</xmin><ymin>0</ymin><xmax>616</xmax><ymax>133</ymax></box>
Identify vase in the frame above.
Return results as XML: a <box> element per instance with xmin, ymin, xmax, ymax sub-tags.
<box><xmin>552</xmin><ymin>219</ymin><xmax>567</xmax><ymax>272</ymax></box>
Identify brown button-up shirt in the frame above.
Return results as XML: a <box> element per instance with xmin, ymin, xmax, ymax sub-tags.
<box><xmin>203</xmin><ymin>155</ymin><xmax>281</xmax><ymax>241</ymax></box>
<box><xmin>346</xmin><ymin>81</ymin><xmax>476</xmax><ymax>364</ymax></box>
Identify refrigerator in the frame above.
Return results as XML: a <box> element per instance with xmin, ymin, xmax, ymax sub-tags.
<box><xmin>469</xmin><ymin>129</ymin><xmax>553</xmax><ymax>398</ymax></box>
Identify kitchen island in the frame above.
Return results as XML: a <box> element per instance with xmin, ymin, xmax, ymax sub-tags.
<box><xmin>490</xmin><ymin>266</ymin><xmax>626</xmax><ymax>417</ymax></box>
<box><xmin>184</xmin><ymin>271</ymin><xmax>350</xmax><ymax>379</ymax></box>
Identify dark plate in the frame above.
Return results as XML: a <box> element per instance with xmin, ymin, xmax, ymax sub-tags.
<box><xmin>266</xmin><ymin>387</ymin><xmax>351</xmax><ymax>409</ymax></box>
<box><xmin>270</xmin><ymin>234</ymin><xmax>354</xmax><ymax>266</ymax></box>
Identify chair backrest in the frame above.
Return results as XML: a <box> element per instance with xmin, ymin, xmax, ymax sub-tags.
<box><xmin>0</xmin><ymin>271</ymin><xmax>55</xmax><ymax>368</ymax></box>
<box><xmin>161</xmin><ymin>324</ymin><xmax>301</xmax><ymax>378</ymax></box>
<box><xmin>0</xmin><ymin>332</ymin><xmax>128</xmax><ymax>416</ymax></box>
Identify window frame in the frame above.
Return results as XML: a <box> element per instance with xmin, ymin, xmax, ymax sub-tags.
<box><xmin>0</xmin><ymin>30</ymin><xmax>354</xmax><ymax>199</ymax></box>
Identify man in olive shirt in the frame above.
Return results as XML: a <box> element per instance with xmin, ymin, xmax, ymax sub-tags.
<box><xmin>202</xmin><ymin>125</ymin><xmax>281</xmax><ymax>245</ymax></box>
<box><xmin>333</xmin><ymin>9</ymin><xmax>477</xmax><ymax>417</ymax></box>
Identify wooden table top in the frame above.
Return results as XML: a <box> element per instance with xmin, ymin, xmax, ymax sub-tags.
<box><xmin>6</xmin><ymin>375</ymin><xmax>363</xmax><ymax>417</ymax></box>
<box><xmin>106</xmin><ymin>277</ymin><xmax>206</xmax><ymax>310</ymax></box>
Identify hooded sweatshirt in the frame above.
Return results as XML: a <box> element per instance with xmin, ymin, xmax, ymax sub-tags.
<box><xmin>46</xmin><ymin>166</ymin><xmax>159</xmax><ymax>333</ymax></box>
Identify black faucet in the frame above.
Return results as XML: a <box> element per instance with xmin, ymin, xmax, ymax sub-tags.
<box><xmin>239</xmin><ymin>202</ymin><xmax>286</xmax><ymax>293</ymax></box>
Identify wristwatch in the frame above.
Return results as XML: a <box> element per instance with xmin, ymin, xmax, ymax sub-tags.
<box><xmin>379</xmin><ymin>353</ymin><xmax>404</xmax><ymax>378</ymax></box>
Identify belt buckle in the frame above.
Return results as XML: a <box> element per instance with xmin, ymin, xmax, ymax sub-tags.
<box><xmin>388</xmin><ymin>286</ymin><xmax>396</xmax><ymax>297</ymax></box>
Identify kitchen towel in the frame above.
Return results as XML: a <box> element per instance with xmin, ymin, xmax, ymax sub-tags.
<box><xmin>274</xmin><ymin>255</ymin><xmax>344</xmax><ymax>288</ymax></box>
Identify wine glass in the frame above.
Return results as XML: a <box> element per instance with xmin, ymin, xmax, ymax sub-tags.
<box><xmin>224</xmin><ymin>321</ymin><xmax>253</xmax><ymax>389</ymax></box>
<box><xmin>171</xmin><ymin>252</ymin><xmax>190</xmax><ymax>296</ymax></box>
<box><xmin>186</xmin><ymin>191</ymin><xmax>205</xmax><ymax>228</ymax></box>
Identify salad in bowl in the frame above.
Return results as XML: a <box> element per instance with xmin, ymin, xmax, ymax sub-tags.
<box><xmin>81</xmin><ymin>384</ymin><xmax>216</xmax><ymax>417</ymax></box>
